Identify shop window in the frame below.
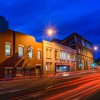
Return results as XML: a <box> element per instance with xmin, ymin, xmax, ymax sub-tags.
<box><xmin>16</xmin><ymin>67</ymin><xmax>23</xmax><ymax>76</ymax></box>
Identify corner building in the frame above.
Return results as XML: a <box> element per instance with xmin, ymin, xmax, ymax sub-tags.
<box><xmin>60</xmin><ymin>33</ymin><xmax>94</xmax><ymax>70</ymax></box>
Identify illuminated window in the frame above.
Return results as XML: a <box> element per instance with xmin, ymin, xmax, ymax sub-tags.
<box><xmin>78</xmin><ymin>48</ymin><xmax>81</xmax><ymax>53</ymax></box>
<box><xmin>55</xmin><ymin>50</ymin><xmax>58</xmax><ymax>60</ymax></box>
<box><xmin>63</xmin><ymin>52</ymin><xmax>67</xmax><ymax>60</ymax></box>
<box><xmin>60</xmin><ymin>51</ymin><xmax>62</xmax><ymax>60</ymax></box>
<box><xmin>27</xmin><ymin>47</ymin><xmax>33</xmax><ymax>58</ymax></box>
<box><xmin>50</xmin><ymin>49</ymin><xmax>52</xmax><ymax>58</ymax></box>
<box><xmin>5</xmin><ymin>42</ymin><xmax>11</xmax><ymax>56</ymax></box>
<box><xmin>60</xmin><ymin>51</ymin><xmax>67</xmax><ymax>60</ymax></box>
<box><xmin>46</xmin><ymin>49</ymin><xmax>48</xmax><ymax>58</ymax></box>
<box><xmin>67</xmin><ymin>53</ymin><xmax>70</xmax><ymax>60</ymax></box>
<box><xmin>38</xmin><ymin>50</ymin><xmax>41</xmax><ymax>59</ymax></box>
<box><xmin>18</xmin><ymin>46</ymin><xmax>24</xmax><ymax>57</ymax></box>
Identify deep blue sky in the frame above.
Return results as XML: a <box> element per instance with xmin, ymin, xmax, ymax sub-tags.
<box><xmin>0</xmin><ymin>0</ymin><xmax>100</xmax><ymax>59</ymax></box>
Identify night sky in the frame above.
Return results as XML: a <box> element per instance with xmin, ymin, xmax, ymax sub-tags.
<box><xmin>0</xmin><ymin>0</ymin><xmax>100</xmax><ymax>59</ymax></box>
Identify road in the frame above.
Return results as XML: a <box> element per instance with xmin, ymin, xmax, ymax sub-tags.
<box><xmin>0</xmin><ymin>70</ymin><xmax>100</xmax><ymax>100</ymax></box>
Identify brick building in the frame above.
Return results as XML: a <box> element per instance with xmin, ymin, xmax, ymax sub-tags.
<box><xmin>0</xmin><ymin>30</ymin><xmax>42</xmax><ymax>78</ymax></box>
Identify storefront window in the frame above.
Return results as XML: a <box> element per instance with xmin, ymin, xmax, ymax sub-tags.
<box><xmin>16</xmin><ymin>67</ymin><xmax>23</xmax><ymax>76</ymax></box>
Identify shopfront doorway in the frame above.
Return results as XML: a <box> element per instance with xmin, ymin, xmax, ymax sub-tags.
<box><xmin>36</xmin><ymin>66</ymin><xmax>41</xmax><ymax>75</ymax></box>
<box><xmin>4</xmin><ymin>67</ymin><xmax>14</xmax><ymax>79</ymax></box>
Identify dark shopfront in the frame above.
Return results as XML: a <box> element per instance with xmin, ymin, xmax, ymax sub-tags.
<box><xmin>23</xmin><ymin>67</ymin><xmax>35</xmax><ymax>76</ymax></box>
<box><xmin>16</xmin><ymin>67</ymin><xmax>36</xmax><ymax>76</ymax></box>
<box><xmin>55</xmin><ymin>63</ymin><xmax>70</xmax><ymax>73</ymax></box>
<box><xmin>0</xmin><ymin>66</ymin><xmax>16</xmax><ymax>79</ymax></box>
<box><xmin>36</xmin><ymin>66</ymin><xmax>42</xmax><ymax>75</ymax></box>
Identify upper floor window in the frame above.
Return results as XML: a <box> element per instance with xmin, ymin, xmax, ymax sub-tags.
<box><xmin>46</xmin><ymin>49</ymin><xmax>48</xmax><ymax>58</ymax></box>
<box><xmin>60</xmin><ymin>51</ymin><xmax>67</xmax><ymax>60</ymax></box>
<box><xmin>70</xmin><ymin>52</ymin><xmax>75</xmax><ymax>60</ymax></box>
<box><xmin>46</xmin><ymin>48</ymin><xmax>52</xmax><ymax>59</ymax></box>
<box><xmin>55</xmin><ymin>50</ymin><xmax>58</xmax><ymax>60</ymax></box>
<box><xmin>67</xmin><ymin>53</ymin><xmax>70</xmax><ymax>60</ymax></box>
<box><xmin>18</xmin><ymin>46</ymin><xmax>24</xmax><ymax>57</ymax></box>
<box><xmin>38</xmin><ymin>50</ymin><xmax>41</xmax><ymax>59</ymax></box>
<box><xmin>27</xmin><ymin>47</ymin><xmax>33</xmax><ymax>58</ymax></box>
<box><xmin>78</xmin><ymin>47</ymin><xmax>81</xmax><ymax>53</ymax></box>
<box><xmin>50</xmin><ymin>49</ymin><xmax>52</xmax><ymax>58</ymax></box>
<box><xmin>5</xmin><ymin>42</ymin><xmax>11</xmax><ymax>56</ymax></box>
<box><xmin>60</xmin><ymin>51</ymin><xmax>62</xmax><ymax>60</ymax></box>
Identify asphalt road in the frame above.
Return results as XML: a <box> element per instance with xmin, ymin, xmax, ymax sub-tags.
<box><xmin>0</xmin><ymin>70</ymin><xmax>99</xmax><ymax>100</ymax></box>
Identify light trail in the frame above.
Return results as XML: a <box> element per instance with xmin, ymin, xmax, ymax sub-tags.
<box><xmin>11</xmin><ymin>73</ymin><xmax>100</xmax><ymax>100</ymax></box>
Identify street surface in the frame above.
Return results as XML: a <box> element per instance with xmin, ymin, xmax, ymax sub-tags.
<box><xmin>0</xmin><ymin>70</ymin><xmax>100</xmax><ymax>100</ymax></box>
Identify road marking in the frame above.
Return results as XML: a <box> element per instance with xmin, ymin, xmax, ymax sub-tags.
<box><xmin>30</xmin><ymin>92</ymin><xmax>46</xmax><ymax>97</ymax></box>
<box><xmin>0</xmin><ymin>89</ymin><xmax>25</xmax><ymax>95</ymax></box>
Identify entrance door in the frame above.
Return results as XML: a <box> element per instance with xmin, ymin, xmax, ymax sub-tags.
<box><xmin>5</xmin><ymin>69</ymin><xmax>12</xmax><ymax>79</ymax></box>
<box><xmin>36</xmin><ymin>66</ymin><xmax>41</xmax><ymax>75</ymax></box>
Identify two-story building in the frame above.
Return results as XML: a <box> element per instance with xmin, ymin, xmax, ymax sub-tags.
<box><xmin>0</xmin><ymin>30</ymin><xmax>42</xmax><ymax>78</ymax></box>
<box><xmin>43</xmin><ymin>40</ymin><xmax>76</xmax><ymax>74</ymax></box>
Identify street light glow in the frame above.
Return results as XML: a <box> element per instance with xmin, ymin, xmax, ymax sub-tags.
<box><xmin>45</xmin><ymin>26</ymin><xmax>56</xmax><ymax>36</ymax></box>
<box><xmin>93</xmin><ymin>46</ymin><xmax>98</xmax><ymax>51</ymax></box>
<box><xmin>47</xmin><ymin>29</ymin><xmax>53</xmax><ymax>36</ymax></box>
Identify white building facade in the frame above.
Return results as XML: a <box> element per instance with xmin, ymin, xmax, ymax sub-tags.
<box><xmin>43</xmin><ymin>40</ymin><xmax>76</xmax><ymax>74</ymax></box>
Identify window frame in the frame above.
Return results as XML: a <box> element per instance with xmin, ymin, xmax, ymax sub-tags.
<box><xmin>37</xmin><ymin>50</ymin><xmax>41</xmax><ymax>60</ymax></box>
<box><xmin>18</xmin><ymin>45</ymin><xmax>24</xmax><ymax>57</ymax></box>
<box><xmin>5</xmin><ymin>42</ymin><xmax>11</xmax><ymax>56</ymax></box>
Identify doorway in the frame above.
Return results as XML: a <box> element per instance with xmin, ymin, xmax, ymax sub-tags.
<box><xmin>36</xmin><ymin>66</ymin><xmax>41</xmax><ymax>75</ymax></box>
